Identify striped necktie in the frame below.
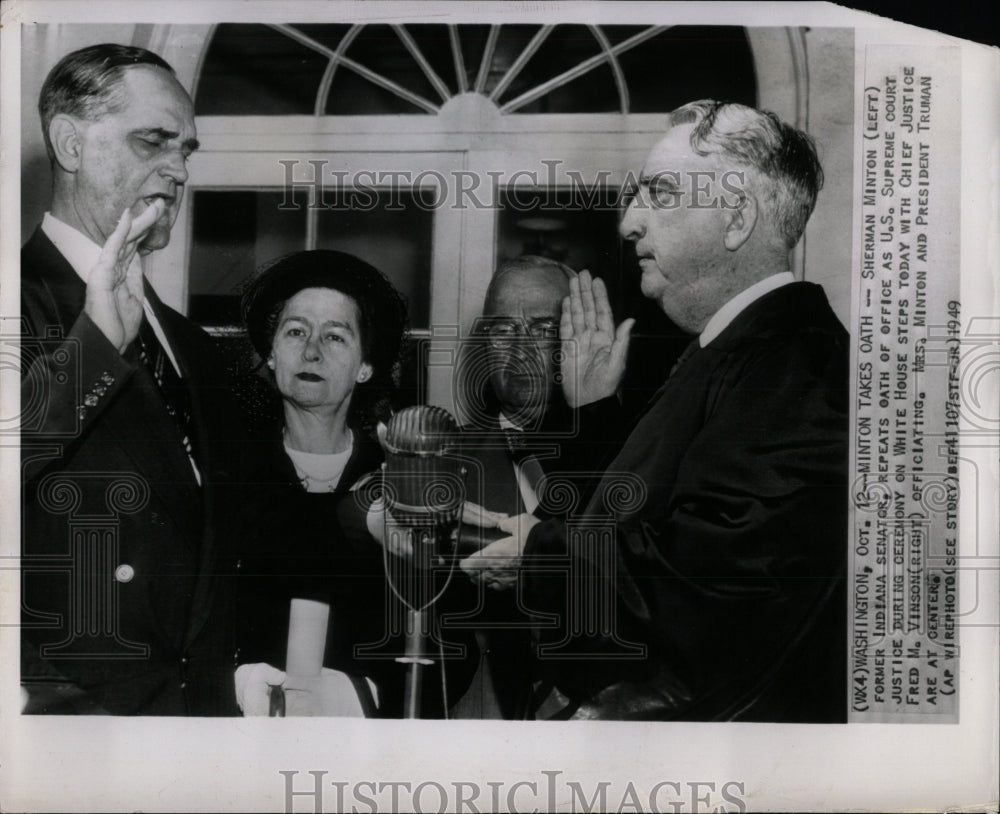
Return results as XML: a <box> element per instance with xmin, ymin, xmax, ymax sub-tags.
<box><xmin>503</xmin><ymin>429</ymin><xmax>546</xmax><ymax>512</ymax></box>
<box><xmin>138</xmin><ymin>317</ymin><xmax>196</xmax><ymax>462</ymax></box>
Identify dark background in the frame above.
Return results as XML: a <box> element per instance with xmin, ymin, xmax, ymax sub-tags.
<box><xmin>824</xmin><ymin>1</ymin><xmax>996</xmax><ymax>47</ymax></box>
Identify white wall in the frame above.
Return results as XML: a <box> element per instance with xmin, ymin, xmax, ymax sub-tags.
<box><xmin>802</xmin><ymin>27</ymin><xmax>855</xmax><ymax>326</ymax></box>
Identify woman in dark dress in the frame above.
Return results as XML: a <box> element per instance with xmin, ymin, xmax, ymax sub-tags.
<box><xmin>233</xmin><ymin>250</ymin><xmax>408</xmax><ymax>717</ymax></box>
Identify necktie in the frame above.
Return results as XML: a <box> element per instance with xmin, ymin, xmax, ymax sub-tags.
<box><xmin>138</xmin><ymin>317</ymin><xmax>197</xmax><ymax>462</ymax></box>
<box><xmin>503</xmin><ymin>429</ymin><xmax>546</xmax><ymax>512</ymax></box>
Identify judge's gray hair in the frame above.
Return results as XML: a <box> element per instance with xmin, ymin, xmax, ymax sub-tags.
<box><xmin>670</xmin><ymin>100</ymin><xmax>824</xmax><ymax>248</ymax></box>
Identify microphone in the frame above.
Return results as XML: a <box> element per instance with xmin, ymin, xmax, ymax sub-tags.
<box><xmin>379</xmin><ymin>405</ymin><xmax>463</xmax><ymax>532</ymax></box>
<box><xmin>377</xmin><ymin>406</ymin><xmax>466</xmax><ymax>718</ymax></box>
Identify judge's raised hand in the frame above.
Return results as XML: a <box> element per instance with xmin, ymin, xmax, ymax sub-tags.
<box><xmin>84</xmin><ymin>200</ymin><xmax>165</xmax><ymax>354</ymax></box>
<box><xmin>559</xmin><ymin>270</ymin><xmax>635</xmax><ymax>408</ymax></box>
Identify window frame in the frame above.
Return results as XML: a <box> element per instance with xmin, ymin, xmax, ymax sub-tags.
<box><xmin>142</xmin><ymin>24</ymin><xmax>807</xmax><ymax>411</ymax></box>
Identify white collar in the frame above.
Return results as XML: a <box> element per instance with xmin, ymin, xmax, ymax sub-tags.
<box><xmin>498</xmin><ymin>412</ymin><xmax>522</xmax><ymax>432</ymax></box>
<box><xmin>699</xmin><ymin>272</ymin><xmax>796</xmax><ymax>348</ymax></box>
<box><xmin>284</xmin><ymin>432</ymin><xmax>354</xmax><ymax>493</ymax></box>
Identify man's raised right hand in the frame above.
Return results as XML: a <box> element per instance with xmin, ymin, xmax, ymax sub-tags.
<box><xmin>559</xmin><ymin>270</ymin><xmax>634</xmax><ymax>408</ymax></box>
<box><xmin>84</xmin><ymin>200</ymin><xmax>165</xmax><ymax>354</ymax></box>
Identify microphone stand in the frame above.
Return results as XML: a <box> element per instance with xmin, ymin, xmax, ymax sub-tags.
<box><xmin>376</xmin><ymin>407</ymin><xmax>467</xmax><ymax>719</ymax></box>
<box><xmin>400</xmin><ymin>524</ymin><xmax>436</xmax><ymax>720</ymax></box>
<box><xmin>382</xmin><ymin>476</ymin><xmax>467</xmax><ymax>720</ymax></box>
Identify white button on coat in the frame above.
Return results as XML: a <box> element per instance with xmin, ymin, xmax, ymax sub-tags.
<box><xmin>114</xmin><ymin>564</ymin><xmax>135</xmax><ymax>583</ymax></box>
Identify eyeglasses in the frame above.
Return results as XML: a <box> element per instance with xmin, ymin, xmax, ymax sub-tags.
<box><xmin>484</xmin><ymin>319</ymin><xmax>560</xmax><ymax>349</ymax></box>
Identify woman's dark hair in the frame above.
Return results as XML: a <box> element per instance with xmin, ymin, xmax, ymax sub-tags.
<box><xmin>241</xmin><ymin>250</ymin><xmax>408</xmax><ymax>430</ymax></box>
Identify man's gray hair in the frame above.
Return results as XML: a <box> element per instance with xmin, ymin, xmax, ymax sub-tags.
<box><xmin>670</xmin><ymin>100</ymin><xmax>824</xmax><ymax>248</ymax></box>
<box><xmin>484</xmin><ymin>255</ymin><xmax>577</xmax><ymax>313</ymax></box>
<box><xmin>38</xmin><ymin>43</ymin><xmax>175</xmax><ymax>163</ymax></box>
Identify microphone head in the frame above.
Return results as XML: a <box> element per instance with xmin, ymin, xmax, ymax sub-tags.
<box><xmin>382</xmin><ymin>405</ymin><xmax>457</xmax><ymax>456</ymax></box>
<box><xmin>381</xmin><ymin>406</ymin><xmax>463</xmax><ymax>526</ymax></box>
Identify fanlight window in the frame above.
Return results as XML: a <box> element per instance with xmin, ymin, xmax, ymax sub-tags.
<box><xmin>196</xmin><ymin>23</ymin><xmax>757</xmax><ymax>115</ymax></box>
<box><xmin>188</xmin><ymin>22</ymin><xmax>762</xmax><ymax>414</ymax></box>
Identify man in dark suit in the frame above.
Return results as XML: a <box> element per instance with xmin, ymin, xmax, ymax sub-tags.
<box><xmin>448</xmin><ymin>256</ymin><xmax>575</xmax><ymax>718</ymax></box>
<box><xmin>449</xmin><ymin>256</ymin><xmax>626</xmax><ymax>718</ymax></box>
<box><xmin>458</xmin><ymin>256</ymin><xmax>579</xmax><ymax>517</ymax></box>
<box><xmin>462</xmin><ymin>100</ymin><xmax>848</xmax><ymax>722</ymax></box>
<box><xmin>456</xmin><ymin>256</ymin><xmax>631</xmax><ymax>524</ymax></box>
<box><xmin>20</xmin><ymin>44</ymin><xmax>244</xmax><ymax>715</ymax></box>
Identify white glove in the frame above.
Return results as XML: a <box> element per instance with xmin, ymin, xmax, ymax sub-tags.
<box><xmin>235</xmin><ymin>663</ymin><xmax>377</xmax><ymax>717</ymax></box>
<box><xmin>234</xmin><ymin>662</ymin><xmax>286</xmax><ymax>716</ymax></box>
<box><xmin>283</xmin><ymin>670</ymin><xmax>375</xmax><ymax>717</ymax></box>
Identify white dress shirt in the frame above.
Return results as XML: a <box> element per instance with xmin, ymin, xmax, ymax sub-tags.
<box><xmin>699</xmin><ymin>271</ymin><xmax>796</xmax><ymax>347</ymax></box>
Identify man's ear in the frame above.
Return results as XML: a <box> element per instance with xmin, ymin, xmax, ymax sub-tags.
<box><xmin>48</xmin><ymin>115</ymin><xmax>84</xmax><ymax>173</ymax></box>
<box><xmin>356</xmin><ymin>363</ymin><xmax>373</xmax><ymax>384</ymax></box>
<box><xmin>722</xmin><ymin>189</ymin><xmax>758</xmax><ymax>252</ymax></box>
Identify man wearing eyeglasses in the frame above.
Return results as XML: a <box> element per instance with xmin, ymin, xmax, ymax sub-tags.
<box><xmin>479</xmin><ymin>255</ymin><xmax>574</xmax><ymax>477</ymax></box>
<box><xmin>449</xmin><ymin>255</ymin><xmax>626</xmax><ymax>718</ymax></box>
<box><xmin>458</xmin><ymin>255</ymin><xmax>627</xmax><ymax>522</ymax></box>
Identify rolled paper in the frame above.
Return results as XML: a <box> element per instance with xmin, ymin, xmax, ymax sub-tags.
<box><xmin>285</xmin><ymin>597</ymin><xmax>330</xmax><ymax>677</ymax></box>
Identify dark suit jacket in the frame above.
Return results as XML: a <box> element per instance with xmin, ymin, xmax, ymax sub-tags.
<box><xmin>20</xmin><ymin>227</ymin><xmax>245</xmax><ymax>715</ymax></box>
<box><xmin>235</xmin><ymin>433</ymin><xmax>400</xmax><ymax>710</ymax></box>
<box><xmin>455</xmin><ymin>401</ymin><xmax>628</xmax><ymax>522</ymax></box>
<box><xmin>525</xmin><ymin>281</ymin><xmax>850</xmax><ymax>722</ymax></box>
<box><xmin>447</xmin><ymin>400</ymin><xmax>627</xmax><ymax>718</ymax></box>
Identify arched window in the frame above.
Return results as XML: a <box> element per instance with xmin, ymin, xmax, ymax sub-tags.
<box><xmin>142</xmin><ymin>22</ymin><xmax>799</xmax><ymax>415</ymax></box>
<box><xmin>195</xmin><ymin>23</ymin><xmax>756</xmax><ymax>116</ymax></box>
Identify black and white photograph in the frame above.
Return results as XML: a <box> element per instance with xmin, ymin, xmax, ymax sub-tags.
<box><xmin>1</xmin><ymin>2</ymin><xmax>996</xmax><ymax>812</ymax></box>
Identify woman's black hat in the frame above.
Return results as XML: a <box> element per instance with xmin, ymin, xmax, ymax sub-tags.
<box><xmin>241</xmin><ymin>249</ymin><xmax>408</xmax><ymax>380</ymax></box>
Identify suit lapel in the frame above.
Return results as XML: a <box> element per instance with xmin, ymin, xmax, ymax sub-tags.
<box><xmin>24</xmin><ymin>229</ymin><xmax>209</xmax><ymax>650</ymax></box>
<box><xmin>141</xmin><ymin>285</ymin><xmax>229</xmax><ymax>650</ymax></box>
<box><xmin>22</xmin><ymin>228</ymin><xmax>87</xmax><ymax>334</ymax></box>
<box><xmin>97</xmin><ymin>335</ymin><xmax>207</xmax><ymax>567</ymax></box>
<box><xmin>24</xmin><ymin>229</ymin><xmax>203</xmax><ymax>524</ymax></box>
<box><xmin>143</xmin><ymin>283</ymin><xmax>230</xmax><ymax>474</ymax></box>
